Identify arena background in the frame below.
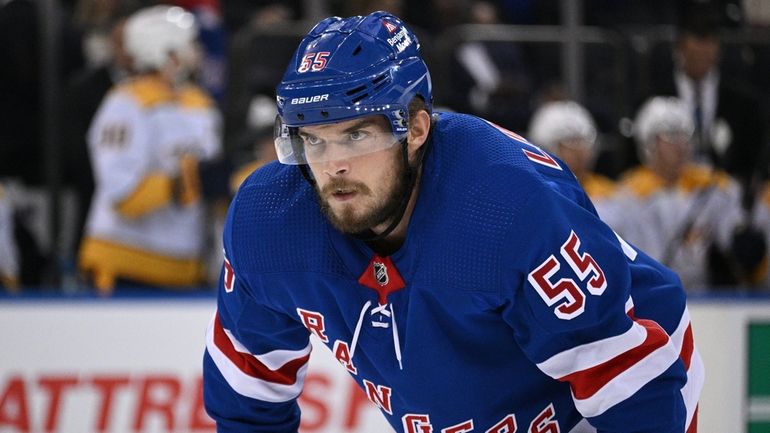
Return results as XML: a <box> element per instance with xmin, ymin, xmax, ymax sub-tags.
<box><xmin>2</xmin><ymin>0</ymin><xmax>770</xmax><ymax>432</ymax></box>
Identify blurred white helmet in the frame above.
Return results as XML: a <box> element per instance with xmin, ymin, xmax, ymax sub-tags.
<box><xmin>634</xmin><ymin>96</ymin><xmax>694</xmax><ymax>162</ymax></box>
<box><xmin>528</xmin><ymin>101</ymin><xmax>597</xmax><ymax>153</ymax></box>
<box><xmin>124</xmin><ymin>5</ymin><xmax>199</xmax><ymax>73</ymax></box>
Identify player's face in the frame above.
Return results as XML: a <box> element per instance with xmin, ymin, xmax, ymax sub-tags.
<box><xmin>556</xmin><ymin>138</ymin><xmax>592</xmax><ymax>179</ymax></box>
<box><xmin>653</xmin><ymin>132</ymin><xmax>691</xmax><ymax>175</ymax></box>
<box><xmin>678</xmin><ymin>34</ymin><xmax>719</xmax><ymax>81</ymax></box>
<box><xmin>303</xmin><ymin>116</ymin><xmax>411</xmax><ymax>234</ymax></box>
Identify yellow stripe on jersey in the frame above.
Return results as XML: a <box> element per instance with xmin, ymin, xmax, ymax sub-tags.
<box><xmin>115</xmin><ymin>75</ymin><xmax>175</xmax><ymax>108</ymax></box>
<box><xmin>679</xmin><ymin>165</ymin><xmax>731</xmax><ymax>193</ymax></box>
<box><xmin>78</xmin><ymin>237</ymin><xmax>205</xmax><ymax>293</ymax></box>
<box><xmin>177</xmin><ymin>85</ymin><xmax>214</xmax><ymax>109</ymax></box>
<box><xmin>1</xmin><ymin>275</ymin><xmax>19</xmax><ymax>293</ymax></box>
<box><xmin>619</xmin><ymin>166</ymin><xmax>663</xmax><ymax>199</ymax></box>
<box><xmin>620</xmin><ymin>164</ymin><xmax>732</xmax><ymax>198</ymax></box>
<box><xmin>749</xmin><ymin>255</ymin><xmax>769</xmax><ymax>286</ymax></box>
<box><xmin>116</xmin><ymin>173</ymin><xmax>174</xmax><ymax>219</ymax></box>
<box><xmin>761</xmin><ymin>184</ymin><xmax>770</xmax><ymax>208</ymax></box>
<box><xmin>581</xmin><ymin>173</ymin><xmax>617</xmax><ymax>200</ymax></box>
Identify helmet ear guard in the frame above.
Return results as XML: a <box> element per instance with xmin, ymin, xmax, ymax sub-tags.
<box><xmin>273</xmin><ymin>116</ymin><xmax>305</xmax><ymax>165</ymax></box>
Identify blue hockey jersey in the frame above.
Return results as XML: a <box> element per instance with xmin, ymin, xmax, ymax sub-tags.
<box><xmin>203</xmin><ymin>112</ymin><xmax>703</xmax><ymax>433</ymax></box>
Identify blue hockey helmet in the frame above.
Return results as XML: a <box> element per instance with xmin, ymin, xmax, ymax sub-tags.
<box><xmin>274</xmin><ymin>11</ymin><xmax>433</xmax><ymax>164</ymax></box>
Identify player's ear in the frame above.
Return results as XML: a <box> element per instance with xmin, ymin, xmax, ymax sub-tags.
<box><xmin>407</xmin><ymin>109</ymin><xmax>431</xmax><ymax>154</ymax></box>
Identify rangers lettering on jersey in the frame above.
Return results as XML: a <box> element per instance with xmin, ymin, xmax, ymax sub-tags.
<box><xmin>441</xmin><ymin>420</ymin><xmax>474</xmax><ymax>433</ymax></box>
<box><xmin>363</xmin><ymin>380</ymin><xmax>393</xmax><ymax>415</ymax></box>
<box><xmin>296</xmin><ymin>308</ymin><xmax>328</xmax><ymax>342</ymax></box>
<box><xmin>528</xmin><ymin>404</ymin><xmax>559</xmax><ymax>433</ymax></box>
<box><xmin>333</xmin><ymin>340</ymin><xmax>357</xmax><ymax>374</ymax></box>
<box><xmin>403</xmin><ymin>414</ymin><xmax>433</xmax><ymax>433</ymax></box>
<box><xmin>487</xmin><ymin>415</ymin><xmax>517</xmax><ymax>433</ymax></box>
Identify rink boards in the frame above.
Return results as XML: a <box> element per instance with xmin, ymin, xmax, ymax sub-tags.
<box><xmin>0</xmin><ymin>293</ymin><xmax>768</xmax><ymax>433</ymax></box>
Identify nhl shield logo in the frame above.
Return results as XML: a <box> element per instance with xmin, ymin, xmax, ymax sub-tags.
<box><xmin>373</xmin><ymin>262</ymin><xmax>389</xmax><ymax>286</ymax></box>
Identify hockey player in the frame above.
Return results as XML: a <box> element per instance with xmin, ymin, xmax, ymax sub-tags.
<box><xmin>203</xmin><ymin>11</ymin><xmax>702</xmax><ymax>432</ymax></box>
<box><xmin>79</xmin><ymin>5</ymin><xmax>222</xmax><ymax>293</ymax></box>
<box><xmin>618</xmin><ymin>96</ymin><xmax>744</xmax><ymax>290</ymax></box>
<box><xmin>528</xmin><ymin>100</ymin><xmax>624</xmax><ymax>232</ymax></box>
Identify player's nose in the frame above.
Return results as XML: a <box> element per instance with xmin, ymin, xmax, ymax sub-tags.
<box><xmin>323</xmin><ymin>157</ymin><xmax>350</xmax><ymax>177</ymax></box>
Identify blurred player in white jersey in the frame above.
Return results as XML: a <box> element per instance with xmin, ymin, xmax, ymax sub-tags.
<box><xmin>79</xmin><ymin>5</ymin><xmax>222</xmax><ymax>294</ymax></box>
<box><xmin>618</xmin><ymin>96</ymin><xmax>744</xmax><ymax>290</ymax></box>
<box><xmin>528</xmin><ymin>100</ymin><xmax>624</xmax><ymax>231</ymax></box>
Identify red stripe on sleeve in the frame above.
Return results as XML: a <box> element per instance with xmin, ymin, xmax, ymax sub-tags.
<box><xmin>561</xmin><ymin>319</ymin><xmax>670</xmax><ymax>400</ymax></box>
<box><xmin>687</xmin><ymin>406</ymin><xmax>698</xmax><ymax>433</ymax></box>
<box><xmin>680</xmin><ymin>324</ymin><xmax>694</xmax><ymax>370</ymax></box>
<box><xmin>213</xmin><ymin>314</ymin><xmax>309</xmax><ymax>385</ymax></box>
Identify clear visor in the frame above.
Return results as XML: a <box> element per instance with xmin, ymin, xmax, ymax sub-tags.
<box><xmin>274</xmin><ymin>116</ymin><xmax>407</xmax><ymax>165</ymax></box>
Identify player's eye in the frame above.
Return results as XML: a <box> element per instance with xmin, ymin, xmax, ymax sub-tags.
<box><xmin>301</xmin><ymin>134</ymin><xmax>323</xmax><ymax>147</ymax></box>
<box><xmin>349</xmin><ymin>130</ymin><xmax>368</xmax><ymax>141</ymax></box>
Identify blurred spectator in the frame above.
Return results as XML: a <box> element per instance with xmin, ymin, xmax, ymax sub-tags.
<box><xmin>172</xmin><ymin>0</ymin><xmax>227</xmax><ymax>101</ymax></box>
<box><xmin>649</xmin><ymin>2</ymin><xmax>766</xmax><ymax>184</ymax></box>
<box><xmin>61</xmin><ymin>10</ymin><xmax>136</xmax><ymax>276</ymax></box>
<box><xmin>0</xmin><ymin>182</ymin><xmax>20</xmax><ymax>293</ymax></box>
<box><xmin>223</xmin><ymin>3</ymin><xmax>301</xmax><ymax>156</ymax></box>
<box><xmin>228</xmin><ymin>94</ymin><xmax>278</xmax><ymax>191</ymax></box>
<box><xmin>197</xmin><ymin>94</ymin><xmax>278</xmax><ymax>284</ymax></box>
<box><xmin>78</xmin><ymin>5</ymin><xmax>223</xmax><ymax>294</ymax></box>
<box><xmin>448</xmin><ymin>0</ymin><xmax>535</xmax><ymax>132</ymax></box>
<box><xmin>744</xmin><ymin>0</ymin><xmax>770</xmax><ymax>26</ymax></box>
<box><xmin>73</xmin><ymin>0</ymin><xmax>133</xmax><ymax>68</ymax></box>
<box><xmin>214</xmin><ymin>5</ymin><xmax>301</xmax><ymax>287</ymax></box>
<box><xmin>617</xmin><ymin>96</ymin><xmax>750</xmax><ymax>290</ymax></box>
<box><xmin>528</xmin><ymin>100</ymin><xmax>624</xmax><ymax>231</ymax></box>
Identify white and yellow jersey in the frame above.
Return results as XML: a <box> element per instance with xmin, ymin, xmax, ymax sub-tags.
<box><xmin>79</xmin><ymin>75</ymin><xmax>222</xmax><ymax>291</ymax></box>
<box><xmin>579</xmin><ymin>172</ymin><xmax>626</xmax><ymax>233</ymax></box>
<box><xmin>615</xmin><ymin>164</ymin><xmax>743</xmax><ymax>290</ymax></box>
<box><xmin>0</xmin><ymin>184</ymin><xmax>19</xmax><ymax>290</ymax></box>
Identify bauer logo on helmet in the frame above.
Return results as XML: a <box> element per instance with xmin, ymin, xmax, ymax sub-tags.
<box><xmin>290</xmin><ymin>94</ymin><xmax>330</xmax><ymax>105</ymax></box>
